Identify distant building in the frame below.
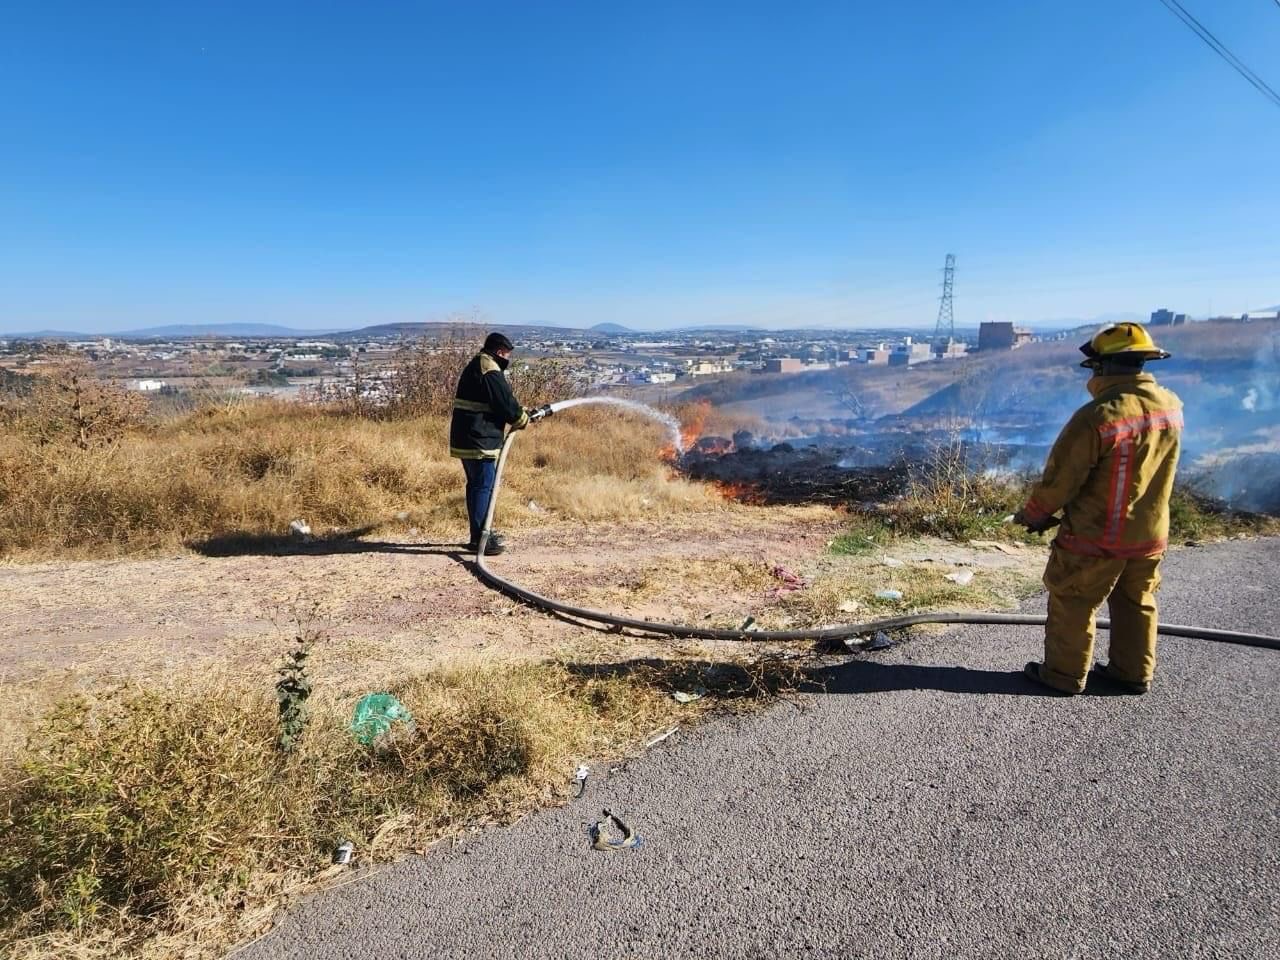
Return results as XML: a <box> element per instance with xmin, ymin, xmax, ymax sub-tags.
<box><xmin>978</xmin><ymin>322</ymin><xmax>1033</xmax><ymax>350</ymax></box>
<box><xmin>763</xmin><ymin>358</ymin><xmax>803</xmax><ymax>373</ymax></box>
<box><xmin>647</xmin><ymin>371</ymin><xmax>676</xmax><ymax>384</ymax></box>
<box><xmin>935</xmin><ymin>339</ymin><xmax>969</xmax><ymax>360</ymax></box>
<box><xmin>686</xmin><ymin>359</ymin><xmax>733</xmax><ymax>377</ymax></box>
<box><xmin>861</xmin><ymin>345</ymin><xmax>891</xmax><ymax>365</ymax></box>
<box><xmin>889</xmin><ymin>337</ymin><xmax>934</xmax><ymax>366</ymax></box>
<box><xmin>1150</xmin><ymin>308</ymin><xmax>1188</xmax><ymax>327</ymax></box>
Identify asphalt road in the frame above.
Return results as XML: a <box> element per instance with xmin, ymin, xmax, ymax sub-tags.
<box><xmin>237</xmin><ymin>539</ymin><xmax>1280</xmax><ymax>960</ymax></box>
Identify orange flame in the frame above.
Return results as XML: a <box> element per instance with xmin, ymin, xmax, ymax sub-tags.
<box><xmin>679</xmin><ymin>400</ymin><xmax>711</xmax><ymax>450</ymax></box>
<box><xmin>712</xmin><ymin>480</ymin><xmax>765</xmax><ymax>504</ymax></box>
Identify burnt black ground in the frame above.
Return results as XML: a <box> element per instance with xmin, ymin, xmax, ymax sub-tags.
<box><xmin>236</xmin><ymin>539</ymin><xmax>1280</xmax><ymax>960</ymax></box>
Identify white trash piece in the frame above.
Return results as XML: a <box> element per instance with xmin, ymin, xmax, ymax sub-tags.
<box><xmin>874</xmin><ymin>589</ymin><xmax>903</xmax><ymax>601</ymax></box>
<box><xmin>946</xmin><ymin>570</ymin><xmax>975</xmax><ymax>586</ymax></box>
<box><xmin>289</xmin><ymin>519</ymin><xmax>312</xmax><ymax>537</ymax></box>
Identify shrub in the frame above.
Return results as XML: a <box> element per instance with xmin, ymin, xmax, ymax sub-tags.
<box><xmin>888</xmin><ymin>438</ymin><xmax>1027</xmax><ymax>540</ymax></box>
<box><xmin>17</xmin><ymin>365</ymin><xmax>148</xmax><ymax>450</ymax></box>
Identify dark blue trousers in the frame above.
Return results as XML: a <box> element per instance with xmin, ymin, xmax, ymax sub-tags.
<box><xmin>461</xmin><ymin>458</ymin><xmax>497</xmax><ymax>544</ymax></box>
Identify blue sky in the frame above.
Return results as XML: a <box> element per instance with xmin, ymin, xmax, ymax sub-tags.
<box><xmin>1</xmin><ymin>1</ymin><xmax>1277</xmax><ymax>333</ymax></box>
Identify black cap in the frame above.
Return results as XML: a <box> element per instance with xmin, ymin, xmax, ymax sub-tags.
<box><xmin>484</xmin><ymin>332</ymin><xmax>514</xmax><ymax>353</ymax></box>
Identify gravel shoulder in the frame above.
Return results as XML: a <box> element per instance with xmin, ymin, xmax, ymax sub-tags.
<box><xmin>236</xmin><ymin>538</ymin><xmax>1280</xmax><ymax>960</ymax></box>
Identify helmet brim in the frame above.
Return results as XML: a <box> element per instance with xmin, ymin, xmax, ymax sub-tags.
<box><xmin>1078</xmin><ymin>349</ymin><xmax>1171</xmax><ymax>369</ymax></box>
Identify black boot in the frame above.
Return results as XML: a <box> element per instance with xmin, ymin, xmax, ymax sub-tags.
<box><xmin>468</xmin><ymin>532</ymin><xmax>506</xmax><ymax>556</ymax></box>
<box><xmin>1089</xmin><ymin>663</ymin><xmax>1149</xmax><ymax>695</ymax></box>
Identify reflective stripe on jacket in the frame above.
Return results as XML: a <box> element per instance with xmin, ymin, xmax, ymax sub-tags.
<box><xmin>449</xmin><ymin>350</ymin><xmax>528</xmax><ymax>460</ymax></box>
<box><xmin>1022</xmin><ymin>373</ymin><xmax>1183</xmax><ymax>559</ymax></box>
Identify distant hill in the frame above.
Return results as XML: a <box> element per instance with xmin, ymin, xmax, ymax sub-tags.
<box><xmin>1</xmin><ymin>323</ymin><xmax>346</xmax><ymax>339</ymax></box>
<box><xmin>0</xmin><ymin>329</ymin><xmax>89</xmax><ymax>340</ymax></box>
<box><xmin>670</xmin><ymin>324</ymin><xmax>765</xmax><ymax>334</ymax></box>
<box><xmin>589</xmin><ymin>322</ymin><xmax>633</xmax><ymax>334</ymax></box>
<box><xmin>114</xmin><ymin>323</ymin><xmax>345</xmax><ymax>339</ymax></box>
<box><xmin>334</xmin><ymin>320</ymin><xmax>590</xmax><ymax>341</ymax></box>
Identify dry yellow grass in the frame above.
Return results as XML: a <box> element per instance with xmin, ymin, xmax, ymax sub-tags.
<box><xmin>0</xmin><ymin>653</ymin><xmax>808</xmax><ymax>960</ymax></box>
<box><xmin>0</xmin><ymin>399</ymin><xmax>718</xmax><ymax>560</ymax></box>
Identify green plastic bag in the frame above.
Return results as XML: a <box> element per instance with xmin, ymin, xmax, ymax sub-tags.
<box><xmin>349</xmin><ymin>693</ymin><xmax>414</xmax><ymax>746</ymax></box>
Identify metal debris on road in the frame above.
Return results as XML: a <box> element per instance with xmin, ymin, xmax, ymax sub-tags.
<box><xmin>590</xmin><ymin>809</ymin><xmax>641</xmax><ymax>851</ymax></box>
<box><xmin>865</xmin><ymin>631</ymin><xmax>894</xmax><ymax>651</ymax></box>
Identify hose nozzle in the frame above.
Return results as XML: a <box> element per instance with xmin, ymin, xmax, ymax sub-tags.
<box><xmin>528</xmin><ymin>404</ymin><xmax>554</xmax><ymax>423</ymax></box>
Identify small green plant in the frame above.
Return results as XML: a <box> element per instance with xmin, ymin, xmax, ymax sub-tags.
<box><xmin>274</xmin><ymin>602</ymin><xmax>323</xmax><ymax>754</ymax></box>
<box><xmin>275</xmin><ymin>637</ymin><xmax>311</xmax><ymax>754</ymax></box>
<box><xmin>829</xmin><ymin>511</ymin><xmax>893</xmax><ymax>555</ymax></box>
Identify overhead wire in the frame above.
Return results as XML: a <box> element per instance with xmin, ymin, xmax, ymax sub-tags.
<box><xmin>1154</xmin><ymin>0</ymin><xmax>1280</xmax><ymax>109</ymax></box>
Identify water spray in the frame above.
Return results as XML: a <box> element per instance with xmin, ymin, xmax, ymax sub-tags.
<box><xmin>474</xmin><ymin>399</ymin><xmax>1280</xmax><ymax>652</ymax></box>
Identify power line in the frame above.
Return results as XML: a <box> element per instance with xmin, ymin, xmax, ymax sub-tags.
<box><xmin>1154</xmin><ymin>0</ymin><xmax>1280</xmax><ymax>109</ymax></box>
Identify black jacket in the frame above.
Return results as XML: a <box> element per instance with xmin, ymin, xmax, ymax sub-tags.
<box><xmin>449</xmin><ymin>350</ymin><xmax>528</xmax><ymax>459</ymax></box>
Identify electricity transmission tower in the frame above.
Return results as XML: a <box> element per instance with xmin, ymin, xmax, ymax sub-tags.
<box><xmin>933</xmin><ymin>253</ymin><xmax>956</xmax><ymax>346</ymax></box>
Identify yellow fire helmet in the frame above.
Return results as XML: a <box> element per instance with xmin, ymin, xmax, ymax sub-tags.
<box><xmin>1079</xmin><ymin>322</ymin><xmax>1172</xmax><ymax>368</ymax></box>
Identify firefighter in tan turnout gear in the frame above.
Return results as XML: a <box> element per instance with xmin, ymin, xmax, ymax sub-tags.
<box><xmin>1015</xmin><ymin>322</ymin><xmax>1183</xmax><ymax>695</ymax></box>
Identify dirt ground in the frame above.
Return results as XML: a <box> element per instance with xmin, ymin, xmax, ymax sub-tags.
<box><xmin>0</xmin><ymin>504</ymin><xmax>1047</xmax><ymax>749</ymax></box>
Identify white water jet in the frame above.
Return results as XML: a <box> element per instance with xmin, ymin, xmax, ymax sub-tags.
<box><xmin>547</xmin><ymin>396</ymin><xmax>684</xmax><ymax>453</ymax></box>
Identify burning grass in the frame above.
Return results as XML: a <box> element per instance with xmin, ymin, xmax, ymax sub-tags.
<box><xmin>0</xmin><ymin>654</ymin><xmax>806</xmax><ymax>959</ymax></box>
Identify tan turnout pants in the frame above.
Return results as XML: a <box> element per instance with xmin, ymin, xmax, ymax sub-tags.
<box><xmin>1039</xmin><ymin>545</ymin><xmax>1163</xmax><ymax>694</ymax></box>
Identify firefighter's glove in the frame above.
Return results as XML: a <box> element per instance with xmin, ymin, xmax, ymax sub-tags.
<box><xmin>1013</xmin><ymin>510</ymin><xmax>1059</xmax><ymax>534</ymax></box>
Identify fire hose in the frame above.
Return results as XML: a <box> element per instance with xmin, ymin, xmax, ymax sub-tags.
<box><xmin>474</xmin><ymin>404</ymin><xmax>1280</xmax><ymax>652</ymax></box>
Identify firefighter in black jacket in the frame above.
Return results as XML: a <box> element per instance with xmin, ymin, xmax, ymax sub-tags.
<box><xmin>450</xmin><ymin>333</ymin><xmax>530</xmax><ymax>555</ymax></box>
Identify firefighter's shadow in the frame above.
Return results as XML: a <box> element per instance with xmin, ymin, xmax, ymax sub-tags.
<box><xmin>818</xmin><ymin>659</ymin><xmax>1067</xmax><ymax>697</ymax></box>
<box><xmin>562</xmin><ymin>657</ymin><xmax>1080</xmax><ymax>699</ymax></box>
<box><xmin>190</xmin><ymin>528</ymin><xmax>471</xmax><ymax>558</ymax></box>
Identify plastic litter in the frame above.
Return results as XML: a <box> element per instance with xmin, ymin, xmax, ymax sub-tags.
<box><xmin>645</xmin><ymin>726</ymin><xmax>678</xmax><ymax>748</ymax></box>
<box><xmin>946</xmin><ymin>570</ymin><xmax>975</xmax><ymax>586</ymax></box>
<box><xmin>332</xmin><ymin>841</ymin><xmax>354</xmax><ymax>865</ymax></box>
<box><xmin>672</xmin><ymin>687</ymin><xmax>707</xmax><ymax>704</ymax></box>
<box><xmin>875</xmin><ymin>589</ymin><xmax>904</xmax><ymax>601</ymax></box>
<box><xmin>590</xmin><ymin>809</ymin><xmax>641</xmax><ymax>851</ymax></box>
<box><xmin>289</xmin><ymin>519</ymin><xmax>312</xmax><ymax>538</ymax></box>
<box><xmin>770</xmin><ymin>565</ymin><xmax>808</xmax><ymax>592</ymax></box>
<box><xmin>838</xmin><ymin>599</ymin><xmax>861</xmax><ymax>614</ymax></box>
<box><xmin>572</xmin><ymin>764</ymin><xmax>590</xmax><ymax>798</ymax></box>
<box><xmin>865</xmin><ymin>631</ymin><xmax>894</xmax><ymax>651</ymax></box>
<box><xmin>349</xmin><ymin>693</ymin><xmax>415</xmax><ymax>746</ymax></box>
